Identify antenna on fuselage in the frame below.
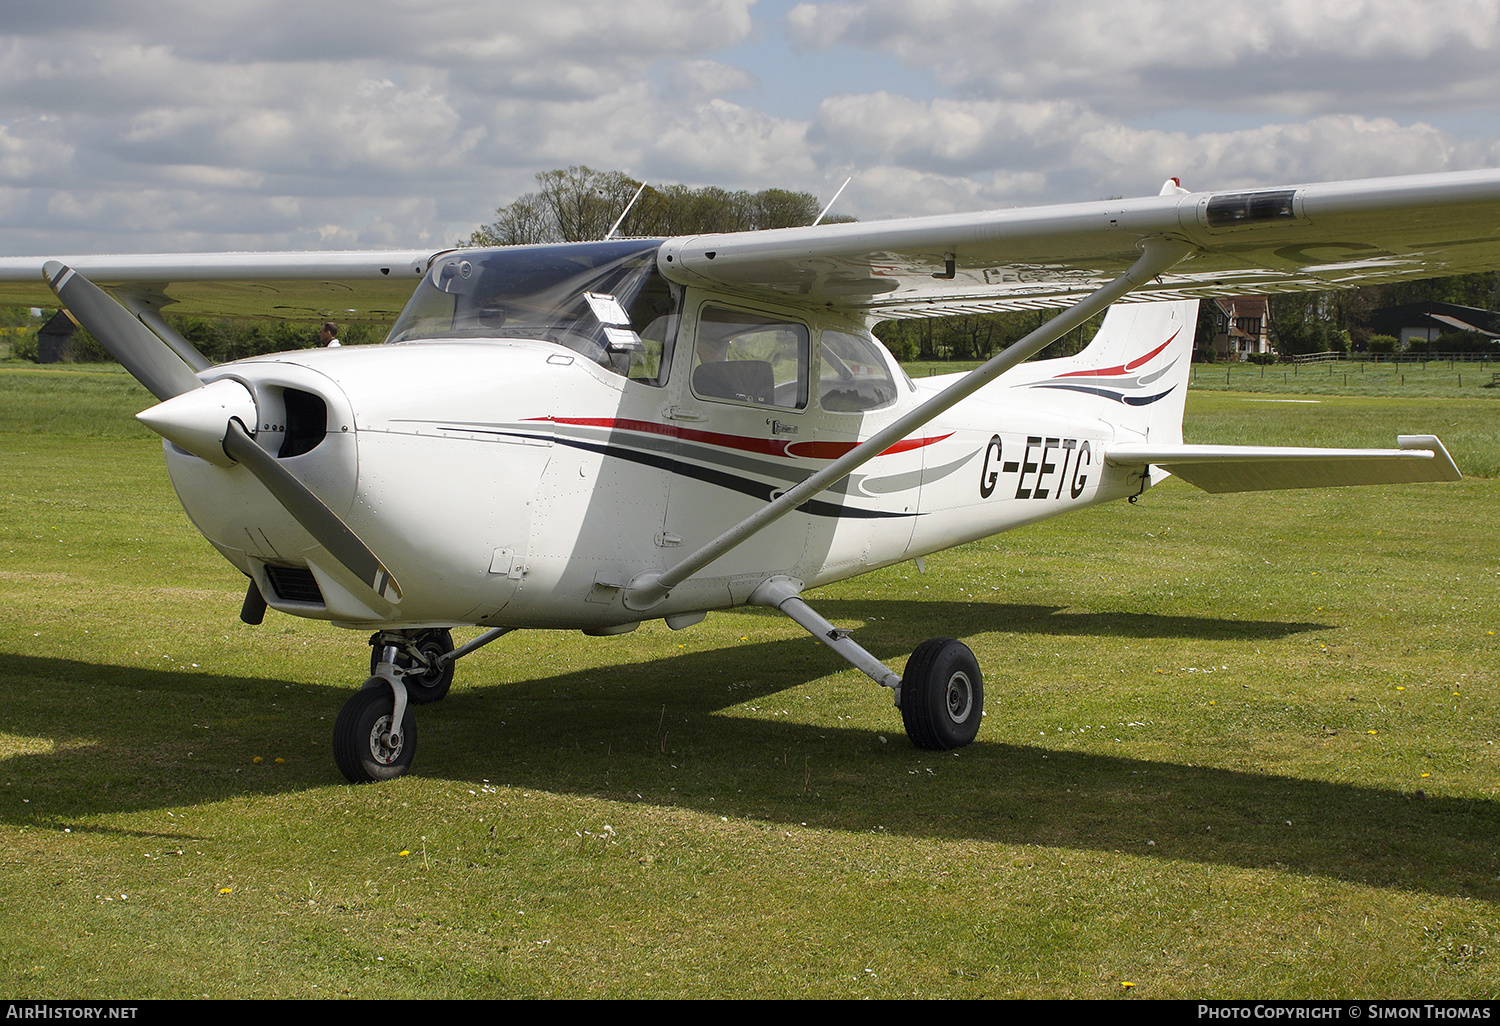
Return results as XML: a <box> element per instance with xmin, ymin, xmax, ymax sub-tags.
<box><xmin>605</xmin><ymin>181</ymin><xmax>649</xmax><ymax>240</ymax></box>
<box><xmin>811</xmin><ymin>177</ymin><xmax>852</xmax><ymax>226</ymax></box>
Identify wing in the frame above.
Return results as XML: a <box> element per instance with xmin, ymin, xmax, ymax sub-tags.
<box><xmin>0</xmin><ymin>250</ymin><xmax>445</xmax><ymax>321</ymax></box>
<box><xmin>656</xmin><ymin>169</ymin><xmax>1500</xmax><ymax>321</ymax></box>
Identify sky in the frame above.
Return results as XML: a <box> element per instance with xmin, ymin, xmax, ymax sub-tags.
<box><xmin>3</xmin><ymin>0</ymin><xmax>1499</xmax><ymax>256</ymax></box>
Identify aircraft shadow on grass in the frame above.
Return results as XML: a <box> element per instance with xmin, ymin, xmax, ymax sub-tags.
<box><xmin>4</xmin><ymin>600</ymin><xmax>1489</xmax><ymax>902</ymax></box>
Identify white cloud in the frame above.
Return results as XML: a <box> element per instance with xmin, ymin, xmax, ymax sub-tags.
<box><xmin>647</xmin><ymin>98</ymin><xmax>817</xmax><ymax>183</ymax></box>
<box><xmin>661</xmin><ymin>60</ymin><xmax>760</xmax><ymax>102</ymax></box>
<box><xmin>0</xmin><ymin>122</ymin><xmax>75</xmax><ymax>183</ymax></box>
<box><xmin>810</xmin><ymin>92</ymin><xmax>1110</xmax><ymax>176</ymax></box>
<box><xmin>787</xmin><ymin>0</ymin><xmax>1500</xmax><ymax>117</ymax></box>
<box><xmin>809</xmin><ymin>87</ymin><xmax>1500</xmax><ymax>213</ymax></box>
<box><xmin>0</xmin><ymin>0</ymin><xmax>1497</xmax><ymax>254</ymax></box>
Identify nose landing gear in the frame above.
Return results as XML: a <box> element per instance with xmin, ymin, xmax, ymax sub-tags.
<box><xmin>334</xmin><ymin>631</ymin><xmax>450</xmax><ymax>784</ymax></box>
<box><xmin>333</xmin><ymin>679</ymin><xmax>417</xmax><ymax>783</ymax></box>
<box><xmin>333</xmin><ymin>626</ymin><xmax>515</xmax><ymax>782</ymax></box>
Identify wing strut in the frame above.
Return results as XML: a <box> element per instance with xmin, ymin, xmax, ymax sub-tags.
<box><xmin>623</xmin><ymin>236</ymin><xmax>1194</xmax><ymax>610</ymax></box>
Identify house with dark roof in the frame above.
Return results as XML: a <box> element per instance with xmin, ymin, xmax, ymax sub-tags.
<box><xmin>1207</xmin><ymin>297</ymin><xmax>1271</xmax><ymax>361</ymax></box>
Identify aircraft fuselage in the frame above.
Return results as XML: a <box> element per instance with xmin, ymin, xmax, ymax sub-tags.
<box><xmin>161</xmin><ymin>325</ymin><xmax>1147</xmax><ymax>633</ymax></box>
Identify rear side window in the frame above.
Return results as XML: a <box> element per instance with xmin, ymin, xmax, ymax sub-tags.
<box><xmin>819</xmin><ymin>330</ymin><xmax>899</xmax><ymax>412</ymax></box>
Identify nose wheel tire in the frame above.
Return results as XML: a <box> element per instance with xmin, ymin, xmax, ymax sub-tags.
<box><xmin>369</xmin><ymin>628</ymin><xmax>455</xmax><ymax>704</ymax></box>
<box><xmin>900</xmin><ymin>638</ymin><xmax>983</xmax><ymax>750</ymax></box>
<box><xmin>334</xmin><ymin>680</ymin><xmax>417</xmax><ymax>783</ymax></box>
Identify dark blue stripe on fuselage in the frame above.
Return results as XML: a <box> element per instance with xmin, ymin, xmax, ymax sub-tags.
<box><xmin>1032</xmin><ymin>382</ymin><xmax>1176</xmax><ymax>406</ymax></box>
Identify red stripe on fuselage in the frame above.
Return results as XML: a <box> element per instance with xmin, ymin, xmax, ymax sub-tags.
<box><xmin>782</xmin><ymin>436</ymin><xmax>950</xmax><ymax>460</ymax></box>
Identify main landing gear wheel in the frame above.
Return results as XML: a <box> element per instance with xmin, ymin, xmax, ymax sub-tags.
<box><xmin>333</xmin><ymin>680</ymin><xmax>417</xmax><ymax>783</ymax></box>
<box><xmin>900</xmin><ymin>638</ymin><xmax>984</xmax><ymax>750</ymax></box>
<box><xmin>369</xmin><ymin>628</ymin><xmax>455</xmax><ymax>704</ymax></box>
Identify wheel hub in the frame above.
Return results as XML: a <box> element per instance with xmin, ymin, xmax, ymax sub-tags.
<box><xmin>944</xmin><ymin>672</ymin><xmax>974</xmax><ymax>723</ymax></box>
<box><xmin>368</xmin><ymin>714</ymin><xmax>404</xmax><ymax>765</ymax></box>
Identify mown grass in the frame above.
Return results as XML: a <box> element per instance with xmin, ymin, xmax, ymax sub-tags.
<box><xmin>1</xmin><ymin>363</ymin><xmax>1498</xmax><ymax>998</ymax></box>
<box><xmin>1189</xmin><ymin>359</ymin><xmax>1500</xmax><ymax>401</ymax></box>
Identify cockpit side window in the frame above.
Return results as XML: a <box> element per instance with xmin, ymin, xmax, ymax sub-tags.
<box><xmin>691</xmin><ymin>305</ymin><xmax>809</xmax><ymax>411</ymax></box>
<box><xmin>386</xmin><ymin>240</ymin><xmax>678</xmax><ymax>385</ymax></box>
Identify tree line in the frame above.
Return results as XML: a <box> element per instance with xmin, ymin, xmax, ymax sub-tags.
<box><xmin>467</xmin><ymin>166</ymin><xmax>853</xmax><ymax>246</ymax></box>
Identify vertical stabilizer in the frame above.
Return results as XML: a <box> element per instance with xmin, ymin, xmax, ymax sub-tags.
<box><xmin>1000</xmin><ymin>296</ymin><xmax>1198</xmax><ymax>444</ymax></box>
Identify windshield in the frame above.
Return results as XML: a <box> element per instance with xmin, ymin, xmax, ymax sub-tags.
<box><xmin>387</xmin><ymin>240</ymin><xmax>679</xmax><ymax>383</ymax></box>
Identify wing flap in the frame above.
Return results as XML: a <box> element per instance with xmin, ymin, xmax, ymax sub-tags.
<box><xmin>1107</xmin><ymin>435</ymin><xmax>1461</xmax><ymax>493</ymax></box>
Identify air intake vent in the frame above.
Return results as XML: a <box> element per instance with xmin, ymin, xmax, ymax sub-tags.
<box><xmin>264</xmin><ymin>564</ymin><xmax>324</xmax><ymax>604</ymax></box>
<box><xmin>278</xmin><ymin>388</ymin><xmax>328</xmax><ymax>458</ymax></box>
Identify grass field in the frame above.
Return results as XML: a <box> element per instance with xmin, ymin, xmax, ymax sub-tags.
<box><xmin>1189</xmin><ymin>359</ymin><xmax>1500</xmax><ymax>400</ymax></box>
<box><xmin>909</xmin><ymin>357</ymin><xmax>1500</xmax><ymax>401</ymax></box>
<box><xmin>2</xmin><ymin>363</ymin><xmax>1498</xmax><ymax>998</ymax></box>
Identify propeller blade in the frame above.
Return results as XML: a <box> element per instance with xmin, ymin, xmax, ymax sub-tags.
<box><xmin>222</xmin><ymin>419</ymin><xmax>402</xmax><ymax>603</ymax></box>
<box><xmin>43</xmin><ymin>262</ymin><xmax>203</xmax><ymax>401</ymax></box>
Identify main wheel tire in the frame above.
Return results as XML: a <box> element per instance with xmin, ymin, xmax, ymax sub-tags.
<box><xmin>369</xmin><ymin>629</ymin><xmax>455</xmax><ymax>704</ymax></box>
<box><xmin>899</xmin><ymin>638</ymin><xmax>983</xmax><ymax>750</ymax></box>
<box><xmin>333</xmin><ymin>679</ymin><xmax>417</xmax><ymax>783</ymax></box>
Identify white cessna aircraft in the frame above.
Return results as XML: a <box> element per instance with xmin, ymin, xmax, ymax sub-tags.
<box><xmin>1</xmin><ymin>170</ymin><xmax>1494</xmax><ymax>782</ymax></box>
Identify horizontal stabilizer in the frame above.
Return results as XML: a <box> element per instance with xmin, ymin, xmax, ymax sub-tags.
<box><xmin>1106</xmin><ymin>435</ymin><xmax>1460</xmax><ymax>493</ymax></box>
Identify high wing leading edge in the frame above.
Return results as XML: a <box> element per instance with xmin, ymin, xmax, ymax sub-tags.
<box><xmin>0</xmin><ymin>250</ymin><xmax>438</xmax><ymax>320</ymax></box>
